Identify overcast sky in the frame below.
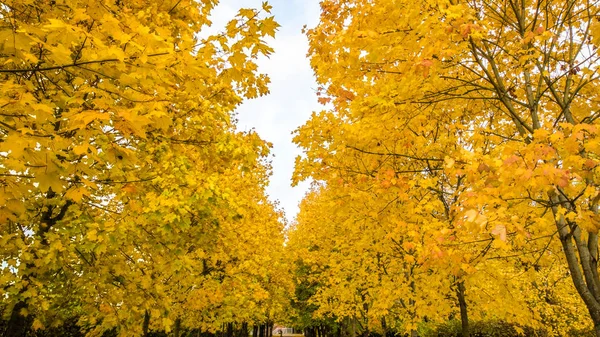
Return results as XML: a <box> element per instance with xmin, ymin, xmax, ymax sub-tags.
<box><xmin>208</xmin><ymin>1</ymin><xmax>321</xmax><ymax>223</ymax></box>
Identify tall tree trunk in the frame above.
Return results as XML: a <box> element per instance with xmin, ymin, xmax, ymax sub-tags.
<box><xmin>551</xmin><ymin>194</ymin><xmax>600</xmax><ymax>336</ymax></box>
<box><xmin>253</xmin><ymin>325</ymin><xmax>258</xmax><ymax>337</ymax></box>
<box><xmin>228</xmin><ymin>323</ymin><xmax>234</xmax><ymax>337</ymax></box>
<box><xmin>3</xmin><ymin>300</ymin><xmax>30</xmax><ymax>337</ymax></box>
<box><xmin>456</xmin><ymin>281</ymin><xmax>470</xmax><ymax>337</ymax></box>
<box><xmin>173</xmin><ymin>318</ymin><xmax>182</xmax><ymax>337</ymax></box>
<box><xmin>143</xmin><ymin>310</ymin><xmax>151</xmax><ymax>337</ymax></box>
<box><xmin>408</xmin><ymin>275</ymin><xmax>418</xmax><ymax>337</ymax></box>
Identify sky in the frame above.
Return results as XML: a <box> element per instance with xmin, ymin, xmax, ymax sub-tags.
<box><xmin>208</xmin><ymin>1</ymin><xmax>322</xmax><ymax>223</ymax></box>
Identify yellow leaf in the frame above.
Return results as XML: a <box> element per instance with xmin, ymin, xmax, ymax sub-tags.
<box><xmin>465</xmin><ymin>209</ymin><xmax>478</xmax><ymax>222</ymax></box>
<box><xmin>87</xmin><ymin>229</ymin><xmax>98</xmax><ymax>241</ymax></box>
<box><xmin>65</xmin><ymin>187</ymin><xmax>89</xmax><ymax>202</ymax></box>
<box><xmin>32</xmin><ymin>318</ymin><xmax>44</xmax><ymax>330</ymax></box>
<box><xmin>73</xmin><ymin>144</ymin><xmax>89</xmax><ymax>156</ymax></box>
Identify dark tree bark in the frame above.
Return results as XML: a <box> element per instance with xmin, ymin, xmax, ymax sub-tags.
<box><xmin>143</xmin><ymin>310</ymin><xmax>150</xmax><ymax>337</ymax></box>
<box><xmin>227</xmin><ymin>323</ymin><xmax>233</xmax><ymax>337</ymax></box>
<box><xmin>173</xmin><ymin>318</ymin><xmax>181</xmax><ymax>337</ymax></box>
<box><xmin>3</xmin><ymin>301</ymin><xmax>31</xmax><ymax>337</ymax></box>
<box><xmin>242</xmin><ymin>322</ymin><xmax>249</xmax><ymax>337</ymax></box>
<box><xmin>456</xmin><ymin>281</ymin><xmax>470</xmax><ymax>337</ymax></box>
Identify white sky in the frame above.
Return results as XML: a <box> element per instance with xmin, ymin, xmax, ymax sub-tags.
<box><xmin>208</xmin><ymin>1</ymin><xmax>321</xmax><ymax>222</ymax></box>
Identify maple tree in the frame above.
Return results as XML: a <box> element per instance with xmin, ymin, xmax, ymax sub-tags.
<box><xmin>0</xmin><ymin>0</ymin><xmax>290</xmax><ymax>336</ymax></box>
<box><xmin>292</xmin><ymin>0</ymin><xmax>600</xmax><ymax>336</ymax></box>
<box><xmin>287</xmin><ymin>180</ymin><xmax>592</xmax><ymax>336</ymax></box>
<box><xmin>6</xmin><ymin>0</ymin><xmax>600</xmax><ymax>336</ymax></box>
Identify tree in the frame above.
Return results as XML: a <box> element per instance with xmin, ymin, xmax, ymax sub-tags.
<box><xmin>287</xmin><ymin>180</ymin><xmax>590</xmax><ymax>336</ymax></box>
<box><xmin>287</xmin><ymin>185</ymin><xmax>457</xmax><ymax>336</ymax></box>
<box><xmin>294</xmin><ymin>0</ymin><xmax>600</xmax><ymax>334</ymax></box>
<box><xmin>0</xmin><ymin>0</ymin><xmax>286</xmax><ymax>336</ymax></box>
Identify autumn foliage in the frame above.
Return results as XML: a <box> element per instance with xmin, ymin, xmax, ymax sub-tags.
<box><xmin>0</xmin><ymin>0</ymin><xmax>289</xmax><ymax>336</ymax></box>
<box><xmin>290</xmin><ymin>0</ymin><xmax>600</xmax><ymax>336</ymax></box>
<box><xmin>4</xmin><ymin>0</ymin><xmax>600</xmax><ymax>337</ymax></box>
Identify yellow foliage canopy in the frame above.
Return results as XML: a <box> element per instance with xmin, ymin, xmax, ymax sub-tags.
<box><xmin>291</xmin><ymin>0</ymin><xmax>600</xmax><ymax>334</ymax></box>
<box><xmin>0</xmin><ymin>0</ymin><xmax>290</xmax><ymax>335</ymax></box>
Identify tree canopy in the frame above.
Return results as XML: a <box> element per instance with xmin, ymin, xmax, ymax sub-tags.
<box><xmin>0</xmin><ymin>1</ymin><xmax>288</xmax><ymax>336</ymax></box>
<box><xmin>4</xmin><ymin>0</ymin><xmax>600</xmax><ymax>337</ymax></box>
<box><xmin>290</xmin><ymin>0</ymin><xmax>600</xmax><ymax>336</ymax></box>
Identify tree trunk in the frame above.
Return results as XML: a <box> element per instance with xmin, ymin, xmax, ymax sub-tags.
<box><xmin>456</xmin><ymin>281</ymin><xmax>470</xmax><ymax>337</ymax></box>
<box><xmin>143</xmin><ymin>310</ymin><xmax>150</xmax><ymax>337</ymax></box>
<box><xmin>242</xmin><ymin>322</ymin><xmax>249</xmax><ymax>337</ymax></box>
<box><xmin>253</xmin><ymin>325</ymin><xmax>258</xmax><ymax>337</ymax></box>
<box><xmin>228</xmin><ymin>323</ymin><xmax>234</xmax><ymax>337</ymax></box>
<box><xmin>3</xmin><ymin>300</ymin><xmax>30</xmax><ymax>337</ymax></box>
<box><xmin>551</xmin><ymin>195</ymin><xmax>600</xmax><ymax>336</ymax></box>
<box><xmin>173</xmin><ymin>318</ymin><xmax>182</xmax><ymax>337</ymax></box>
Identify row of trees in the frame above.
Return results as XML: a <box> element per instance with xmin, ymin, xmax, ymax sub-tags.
<box><xmin>5</xmin><ymin>0</ymin><xmax>600</xmax><ymax>336</ymax></box>
<box><xmin>288</xmin><ymin>0</ymin><xmax>600</xmax><ymax>336</ymax></box>
<box><xmin>0</xmin><ymin>0</ymin><xmax>291</xmax><ymax>336</ymax></box>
